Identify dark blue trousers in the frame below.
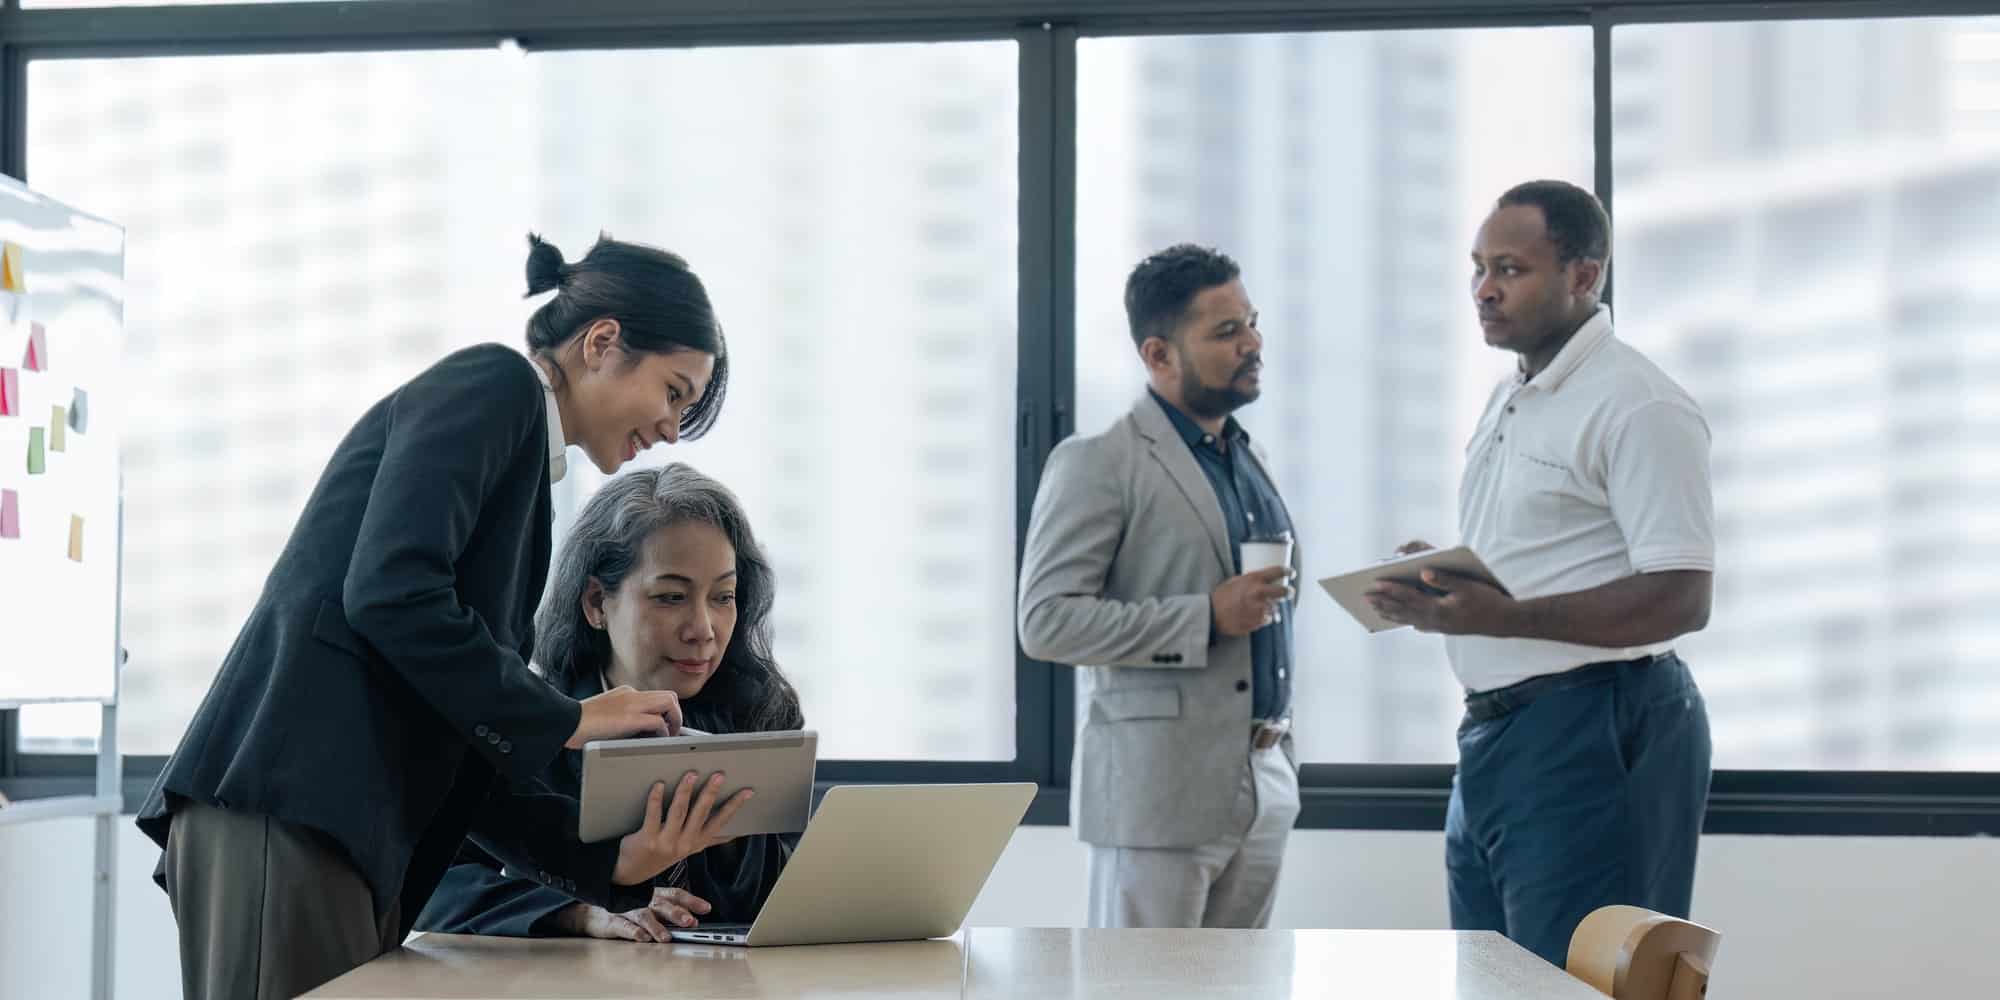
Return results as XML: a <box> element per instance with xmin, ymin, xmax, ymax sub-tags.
<box><xmin>1445</xmin><ymin>654</ymin><xmax>1712</xmax><ymax>967</ymax></box>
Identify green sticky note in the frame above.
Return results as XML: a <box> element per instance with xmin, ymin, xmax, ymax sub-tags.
<box><xmin>27</xmin><ymin>426</ymin><xmax>44</xmax><ymax>474</ymax></box>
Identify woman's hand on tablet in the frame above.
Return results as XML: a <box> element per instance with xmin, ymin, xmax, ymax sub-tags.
<box><xmin>612</xmin><ymin>773</ymin><xmax>753</xmax><ymax>886</ymax></box>
<box><xmin>567</xmin><ymin>686</ymin><xmax>684</xmax><ymax>749</ymax></box>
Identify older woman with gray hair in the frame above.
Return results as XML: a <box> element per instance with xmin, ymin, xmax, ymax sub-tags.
<box><xmin>415</xmin><ymin>463</ymin><xmax>805</xmax><ymax>942</ymax></box>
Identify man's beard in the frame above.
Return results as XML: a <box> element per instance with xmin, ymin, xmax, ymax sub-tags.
<box><xmin>1179</xmin><ymin>360</ymin><xmax>1261</xmax><ymax>420</ymax></box>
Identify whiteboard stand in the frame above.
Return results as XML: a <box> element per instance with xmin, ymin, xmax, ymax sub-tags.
<box><xmin>1</xmin><ymin>493</ymin><xmax>123</xmax><ymax>1000</ymax></box>
<box><xmin>0</xmin><ymin>171</ymin><xmax>128</xmax><ymax>1000</ymax></box>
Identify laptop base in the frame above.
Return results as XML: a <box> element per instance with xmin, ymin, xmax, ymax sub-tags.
<box><xmin>670</xmin><ymin>924</ymin><xmax>751</xmax><ymax>945</ymax></box>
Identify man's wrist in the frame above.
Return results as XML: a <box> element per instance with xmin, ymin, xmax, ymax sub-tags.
<box><xmin>1494</xmin><ymin>598</ymin><xmax>1535</xmax><ymax>640</ymax></box>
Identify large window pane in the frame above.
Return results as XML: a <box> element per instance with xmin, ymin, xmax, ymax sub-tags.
<box><xmin>535</xmin><ymin>45</ymin><xmax>1020</xmax><ymax>761</ymax></box>
<box><xmin>23</xmin><ymin>41</ymin><xmax>1019</xmax><ymax>761</ymax></box>
<box><xmin>26</xmin><ymin>50</ymin><xmax>519</xmax><ymax>758</ymax></box>
<box><xmin>1614</xmin><ymin>18</ymin><xmax>2000</xmax><ymax>770</ymax></box>
<box><xmin>1076</xmin><ymin>28</ymin><xmax>1592</xmax><ymax>764</ymax></box>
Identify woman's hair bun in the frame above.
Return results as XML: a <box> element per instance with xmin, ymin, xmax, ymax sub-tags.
<box><xmin>525</xmin><ymin>233</ymin><xmax>567</xmax><ymax>297</ymax></box>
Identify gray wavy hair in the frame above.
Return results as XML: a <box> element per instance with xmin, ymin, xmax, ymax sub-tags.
<box><xmin>534</xmin><ymin>464</ymin><xmax>802</xmax><ymax>733</ymax></box>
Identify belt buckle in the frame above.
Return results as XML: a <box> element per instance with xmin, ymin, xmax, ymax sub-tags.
<box><xmin>1251</xmin><ymin>720</ymin><xmax>1287</xmax><ymax>750</ymax></box>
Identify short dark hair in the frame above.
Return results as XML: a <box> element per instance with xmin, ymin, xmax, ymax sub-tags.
<box><xmin>1123</xmin><ymin>243</ymin><xmax>1241</xmax><ymax>349</ymax></box>
<box><xmin>1496</xmin><ymin>180</ymin><xmax>1611</xmax><ymax>265</ymax></box>
<box><xmin>522</xmin><ymin>232</ymin><xmax>728</xmax><ymax>440</ymax></box>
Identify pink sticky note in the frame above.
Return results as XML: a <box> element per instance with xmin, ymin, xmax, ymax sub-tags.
<box><xmin>0</xmin><ymin>367</ymin><xmax>16</xmax><ymax>416</ymax></box>
<box><xmin>0</xmin><ymin>489</ymin><xmax>17</xmax><ymax>539</ymax></box>
<box><xmin>23</xmin><ymin>323</ymin><xmax>46</xmax><ymax>372</ymax></box>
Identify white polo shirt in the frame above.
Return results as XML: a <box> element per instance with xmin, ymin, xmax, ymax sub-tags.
<box><xmin>1448</xmin><ymin>305</ymin><xmax>1714</xmax><ymax>693</ymax></box>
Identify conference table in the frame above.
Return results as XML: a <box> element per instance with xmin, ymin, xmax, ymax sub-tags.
<box><xmin>303</xmin><ymin>927</ymin><xmax>1606</xmax><ymax>999</ymax></box>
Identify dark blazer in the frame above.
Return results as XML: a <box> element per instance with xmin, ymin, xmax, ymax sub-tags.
<box><xmin>413</xmin><ymin>673</ymin><xmax>796</xmax><ymax>937</ymax></box>
<box><xmin>137</xmin><ymin>343</ymin><xmax>647</xmax><ymax>937</ymax></box>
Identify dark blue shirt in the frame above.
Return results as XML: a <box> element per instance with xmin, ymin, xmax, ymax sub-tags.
<box><xmin>1150</xmin><ymin>389</ymin><xmax>1294</xmax><ymax>721</ymax></box>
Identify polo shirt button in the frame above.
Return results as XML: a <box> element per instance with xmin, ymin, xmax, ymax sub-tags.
<box><xmin>499</xmin><ymin>741</ymin><xmax>512</xmax><ymax>754</ymax></box>
<box><xmin>475</xmin><ymin>725</ymin><xmax>489</xmax><ymax>738</ymax></box>
<box><xmin>1235</xmin><ymin>680</ymin><xmax>1249</xmax><ymax>692</ymax></box>
<box><xmin>488</xmin><ymin>732</ymin><xmax>501</xmax><ymax>745</ymax></box>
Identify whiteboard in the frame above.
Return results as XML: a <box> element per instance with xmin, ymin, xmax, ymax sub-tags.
<box><xmin>0</xmin><ymin>176</ymin><xmax>125</xmax><ymax>707</ymax></box>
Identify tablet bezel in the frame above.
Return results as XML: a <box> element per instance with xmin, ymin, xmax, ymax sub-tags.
<box><xmin>1316</xmin><ymin>545</ymin><xmax>1510</xmax><ymax>633</ymax></box>
<box><xmin>577</xmin><ymin>729</ymin><xmax>818</xmax><ymax>843</ymax></box>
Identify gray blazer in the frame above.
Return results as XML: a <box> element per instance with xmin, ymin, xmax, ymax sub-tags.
<box><xmin>1018</xmin><ymin>392</ymin><xmax>1299</xmax><ymax>849</ymax></box>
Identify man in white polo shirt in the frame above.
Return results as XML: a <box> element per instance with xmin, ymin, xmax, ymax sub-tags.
<box><xmin>1365</xmin><ymin>180</ymin><xmax>1714</xmax><ymax>967</ymax></box>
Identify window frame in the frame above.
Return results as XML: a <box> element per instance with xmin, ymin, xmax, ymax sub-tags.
<box><xmin>3</xmin><ymin>0</ymin><xmax>1997</xmax><ymax>837</ymax></box>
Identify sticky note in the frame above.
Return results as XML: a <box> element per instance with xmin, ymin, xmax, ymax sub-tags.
<box><xmin>1</xmin><ymin>243</ymin><xmax>22</xmax><ymax>294</ymax></box>
<box><xmin>27</xmin><ymin>426</ymin><xmax>44</xmax><ymax>473</ymax></box>
<box><xmin>68</xmin><ymin>388</ymin><xmax>87</xmax><ymax>433</ymax></box>
<box><xmin>23</xmin><ymin>322</ymin><xmax>46</xmax><ymax>372</ymax></box>
<box><xmin>50</xmin><ymin>406</ymin><xmax>65</xmax><ymax>451</ymax></box>
<box><xmin>0</xmin><ymin>489</ymin><xmax>17</xmax><ymax>539</ymax></box>
<box><xmin>0</xmin><ymin>367</ymin><xmax>15</xmax><ymax>416</ymax></box>
<box><xmin>68</xmin><ymin>514</ymin><xmax>83</xmax><ymax>562</ymax></box>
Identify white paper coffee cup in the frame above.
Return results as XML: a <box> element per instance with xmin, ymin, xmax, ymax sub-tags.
<box><xmin>1240</xmin><ymin>536</ymin><xmax>1293</xmax><ymax>627</ymax></box>
<box><xmin>1239</xmin><ymin>538</ymin><xmax>1292</xmax><ymax>575</ymax></box>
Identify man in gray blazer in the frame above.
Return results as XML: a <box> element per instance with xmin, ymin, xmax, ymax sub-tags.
<box><xmin>1019</xmin><ymin>244</ymin><xmax>1301</xmax><ymax>929</ymax></box>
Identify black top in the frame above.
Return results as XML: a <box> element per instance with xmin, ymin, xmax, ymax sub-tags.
<box><xmin>413</xmin><ymin>672</ymin><xmax>797</xmax><ymax>937</ymax></box>
<box><xmin>137</xmin><ymin>343</ymin><xmax>650</xmax><ymax>937</ymax></box>
<box><xmin>1150</xmin><ymin>389</ymin><xmax>1295</xmax><ymax>721</ymax></box>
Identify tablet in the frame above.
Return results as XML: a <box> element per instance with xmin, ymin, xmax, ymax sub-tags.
<box><xmin>578</xmin><ymin>729</ymin><xmax>817</xmax><ymax>843</ymax></box>
<box><xmin>1316</xmin><ymin>546</ymin><xmax>1511</xmax><ymax>634</ymax></box>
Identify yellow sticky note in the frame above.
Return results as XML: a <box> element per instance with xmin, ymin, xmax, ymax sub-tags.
<box><xmin>68</xmin><ymin>514</ymin><xmax>83</xmax><ymax>562</ymax></box>
<box><xmin>50</xmin><ymin>406</ymin><xmax>66</xmax><ymax>452</ymax></box>
<box><xmin>1</xmin><ymin>243</ymin><xmax>22</xmax><ymax>294</ymax></box>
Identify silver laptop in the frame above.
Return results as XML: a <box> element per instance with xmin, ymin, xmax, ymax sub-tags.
<box><xmin>670</xmin><ymin>782</ymin><xmax>1035</xmax><ymax>947</ymax></box>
